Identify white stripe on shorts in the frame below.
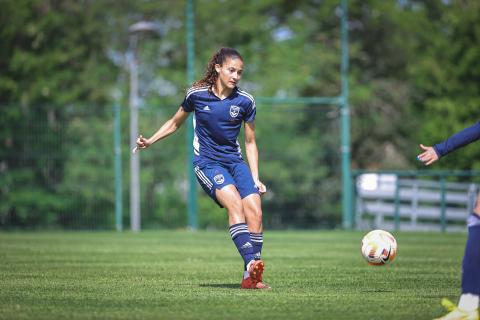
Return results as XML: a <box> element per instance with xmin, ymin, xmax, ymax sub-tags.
<box><xmin>194</xmin><ymin>166</ymin><xmax>213</xmax><ymax>189</ymax></box>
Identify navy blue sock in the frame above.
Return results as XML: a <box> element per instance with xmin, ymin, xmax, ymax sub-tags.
<box><xmin>461</xmin><ymin>214</ymin><xmax>480</xmax><ymax>295</ymax></box>
<box><xmin>250</xmin><ymin>232</ymin><xmax>263</xmax><ymax>260</ymax></box>
<box><xmin>229</xmin><ymin>223</ymin><xmax>255</xmax><ymax>267</ymax></box>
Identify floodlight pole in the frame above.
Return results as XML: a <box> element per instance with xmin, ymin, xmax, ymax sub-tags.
<box><xmin>128</xmin><ymin>21</ymin><xmax>161</xmax><ymax>233</ymax></box>
<box><xmin>114</xmin><ymin>103</ymin><xmax>123</xmax><ymax>231</ymax></box>
<box><xmin>128</xmin><ymin>33</ymin><xmax>141</xmax><ymax>233</ymax></box>
<box><xmin>186</xmin><ymin>0</ymin><xmax>198</xmax><ymax>230</ymax></box>
<box><xmin>340</xmin><ymin>0</ymin><xmax>353</xmax><ymax>229</ymax></box>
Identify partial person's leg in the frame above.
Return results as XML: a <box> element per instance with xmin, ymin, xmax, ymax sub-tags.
<box><xmin>474</xmin><ymin>192</ymin><xmax>480</xmax><ymax>216</ymax></box>
<box><xmin>459</xmin><ymin>192</ymin><xmax>480</xmax><ymax>310</ymax></box>
<box><xmin>434</xmin><ymin>193</ymin><xmax>480</xmax><ymax>319</ymax></box>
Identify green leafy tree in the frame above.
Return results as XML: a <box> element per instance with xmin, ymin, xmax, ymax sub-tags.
<box><xmin>409</xmin><ymin>1</ymin><xmax>480</xmax><ymax>170</ymax></box>
<box><xmin>0</xmin><ymin>1</ymin><xmax>116</xmax><ymax>227</ymax></box>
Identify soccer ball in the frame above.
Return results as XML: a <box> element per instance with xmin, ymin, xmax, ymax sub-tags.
<box><xmin>361</xmin><ymin>229</ymin><xmax>397</xmax><ymax>266</ymax></box>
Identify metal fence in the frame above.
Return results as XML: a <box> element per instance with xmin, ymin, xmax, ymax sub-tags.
<box><xmin>0</xmin><ymin>104</ymin><xmax>115</xmax><ymax>229</ymax></box>
<box><xmin>2</xmin><ymin>103</ymin><xmax>345</xmax><ymax>230</ymax></box>
<box><xmin>354</xmin><ymin>170</ymin><xmax>480</xmax><ymax>232</ymax></box>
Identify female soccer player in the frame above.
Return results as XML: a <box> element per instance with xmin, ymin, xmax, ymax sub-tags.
<box><xmin>417</xmin><ymin>120</ymin><xmax>480</xmax><ymax>320</ymax></box>
<box><xmin>135</xmin><ymin>47</ymin><xmax>270</xmax><ymax>289</ymax></box>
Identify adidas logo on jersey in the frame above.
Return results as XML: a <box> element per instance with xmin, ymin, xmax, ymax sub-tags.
<box><xmin>203</xmin><ymin>105</ymin><xmax>210</xmax><ymax>111</ymax></box>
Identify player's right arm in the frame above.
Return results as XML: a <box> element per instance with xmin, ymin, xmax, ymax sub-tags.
<box><xmin>417</xmin><ymin>120</ymin><xmax>480</xmax><ymax>165</ymax></box>
<box><xmin>136</xmin><ymin>106</ymin><xmax>190</xmax><ymax>150</ymax></box>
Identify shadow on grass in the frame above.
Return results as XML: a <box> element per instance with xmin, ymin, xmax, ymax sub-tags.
<box><xmin>199</xmin><ymin>283</ymin><xmax>240</xmax><ymax>289</ymax></box>
<box><xmin>360</xmin><ymin>289</ymin><xmax>394</xmax><ymax>293</ymax></box>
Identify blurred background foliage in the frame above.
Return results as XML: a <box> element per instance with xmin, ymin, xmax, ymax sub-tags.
<box><xmin>0</xmin><ymin>0</ymin><xmax>479</xmax><ymax>229</ymax></box>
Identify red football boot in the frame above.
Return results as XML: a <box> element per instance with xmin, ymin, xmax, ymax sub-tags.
<box><xmin>240</xmin><ymin>260</ymin><xmax>271</xmax><ymax>289</ymax></box>
<box><xmin>240</xmin><ymin>277</ymin><xmax>271</xmax><ymax>289</ymax></box>
<box><xmin>248</xmin><ymin>260</ymin><xmax>264</xmax><ymax>283</ymax></box>
<box><xmin>240</xmin><ymin>276</ymin><xmax>255</xmax><ymax>289</ymax></box>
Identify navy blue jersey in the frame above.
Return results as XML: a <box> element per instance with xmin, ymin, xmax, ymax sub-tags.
<box><xmin>181</xmin><ymin>86</ymin><xmax>256</xmax><ymax>164</ymax></box>
<box><xmin>434</xmin><ymin>121</ymin><xmax>480</xmax><ymax>157</ymax></box>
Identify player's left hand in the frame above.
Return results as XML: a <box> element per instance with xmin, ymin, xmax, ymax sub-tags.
<box><xmin>417</xmin><ymin>144</ymin><xmax>439</xmax><ymax>166</ymax></box>
<box><xmin>255</xmin><ymin>179</ymin><xmax>267</xmax><ymax>195</ymax></box>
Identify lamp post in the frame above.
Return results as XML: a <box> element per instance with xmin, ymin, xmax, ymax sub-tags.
<box><xmin>128</xmin><ymin>21</ymin><xmax>161</xmax><ymax>232</ymax></box>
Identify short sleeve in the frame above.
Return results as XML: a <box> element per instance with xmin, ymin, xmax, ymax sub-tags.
<box><xmin>244</xmin><ymin>99</ymin><xmax>256</xmax><ymax>122</ymax></box>
<box><xmin>181</xmin><ymin>92</ymin><xmax>194</xmax><ymax>113</ymax></box>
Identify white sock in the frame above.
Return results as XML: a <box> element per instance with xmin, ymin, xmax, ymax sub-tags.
<box><xmin>458</xmin><ymin>294</ymin><xmax>480</xmax><ymax>311</ymax></box>
<box><xmin>243</xmin><ymin>260</ymin><xmax>255</xmax><ymax>279</ymax></box>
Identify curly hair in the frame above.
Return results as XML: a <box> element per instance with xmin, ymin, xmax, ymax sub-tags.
<box><xmin>192</xmin><ymin>47</ymin><xmax>243</xmax><ymax>89</ymax></box>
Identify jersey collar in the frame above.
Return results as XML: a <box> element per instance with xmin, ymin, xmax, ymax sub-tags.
<box><xmin>210</xmin><ymin>86</ymin><xmax>238</xmax><ymax>101</ymax></box>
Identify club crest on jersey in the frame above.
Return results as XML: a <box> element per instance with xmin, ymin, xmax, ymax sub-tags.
<box><xmin>229</xmin><ymin>105</ymin><xmax>240</xmax><ymax>118</ymax></box>
<box><xmin>214</xmin><ymin>174</ymin><xmax>225</xmax><ymax>185</ymax></box>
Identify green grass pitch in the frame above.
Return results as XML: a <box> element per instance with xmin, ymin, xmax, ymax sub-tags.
<box><xmin>0</xmin><ymin>230</ymin><xmax>466</xmax><ymax>319</ymax></box>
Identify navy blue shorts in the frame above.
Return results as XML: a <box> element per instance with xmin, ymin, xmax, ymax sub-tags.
<box><xmin>193</xmin><ymin>161</ymin><xmax>259</xmax><ymax>207</ymax></box>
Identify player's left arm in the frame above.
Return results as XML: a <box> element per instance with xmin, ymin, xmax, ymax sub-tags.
<box><xmin>244</xmin><ymin>121</ymin><xmax>266</xmax><ymax>194</ymax></box>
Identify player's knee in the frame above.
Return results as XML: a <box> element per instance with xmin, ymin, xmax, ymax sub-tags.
<box><xmin>232</xmin><ymin>200</ymin><xmax>245</xmax><ymax>215</ymax></box>
<box><xmin>225</xmin><ymin>199</ymin><xmax>245</xmax><ymax>218</ymax></box>
<box><xmin>249</xmin><ymin>206</ymin><xmax>263</xmax><ymax>221</ymax></box>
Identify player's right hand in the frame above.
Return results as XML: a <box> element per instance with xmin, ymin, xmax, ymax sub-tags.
<box><xmin>135</xmin><ymin>135</ymin><xmax>151</xmax><ymax>150</ymax></box>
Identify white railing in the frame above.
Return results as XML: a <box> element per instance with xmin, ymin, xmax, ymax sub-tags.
<box><xmin>355</xmin><ymin>173</ymin><xmax>478</xmax><ymax>232</ymax></box>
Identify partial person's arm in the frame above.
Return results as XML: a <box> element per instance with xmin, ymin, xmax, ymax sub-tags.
<box><xmin>244</xmin><ymin>121</ymin><xmax>266</xmax><ymax>194</ymax></box>
<box><xmin>417</xmin><ymin>121</ymin><xmax>480</xmax><ymax>165</ymax></box>
<box><xmin>136</xmin><ymin>106</ymin><xmax>190</xmax><ymax>150</ymax></box>
<box><xmin>433</xmin><ymin>121</ymin><xmax>480</xmax><ymax>157</ymax></box>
